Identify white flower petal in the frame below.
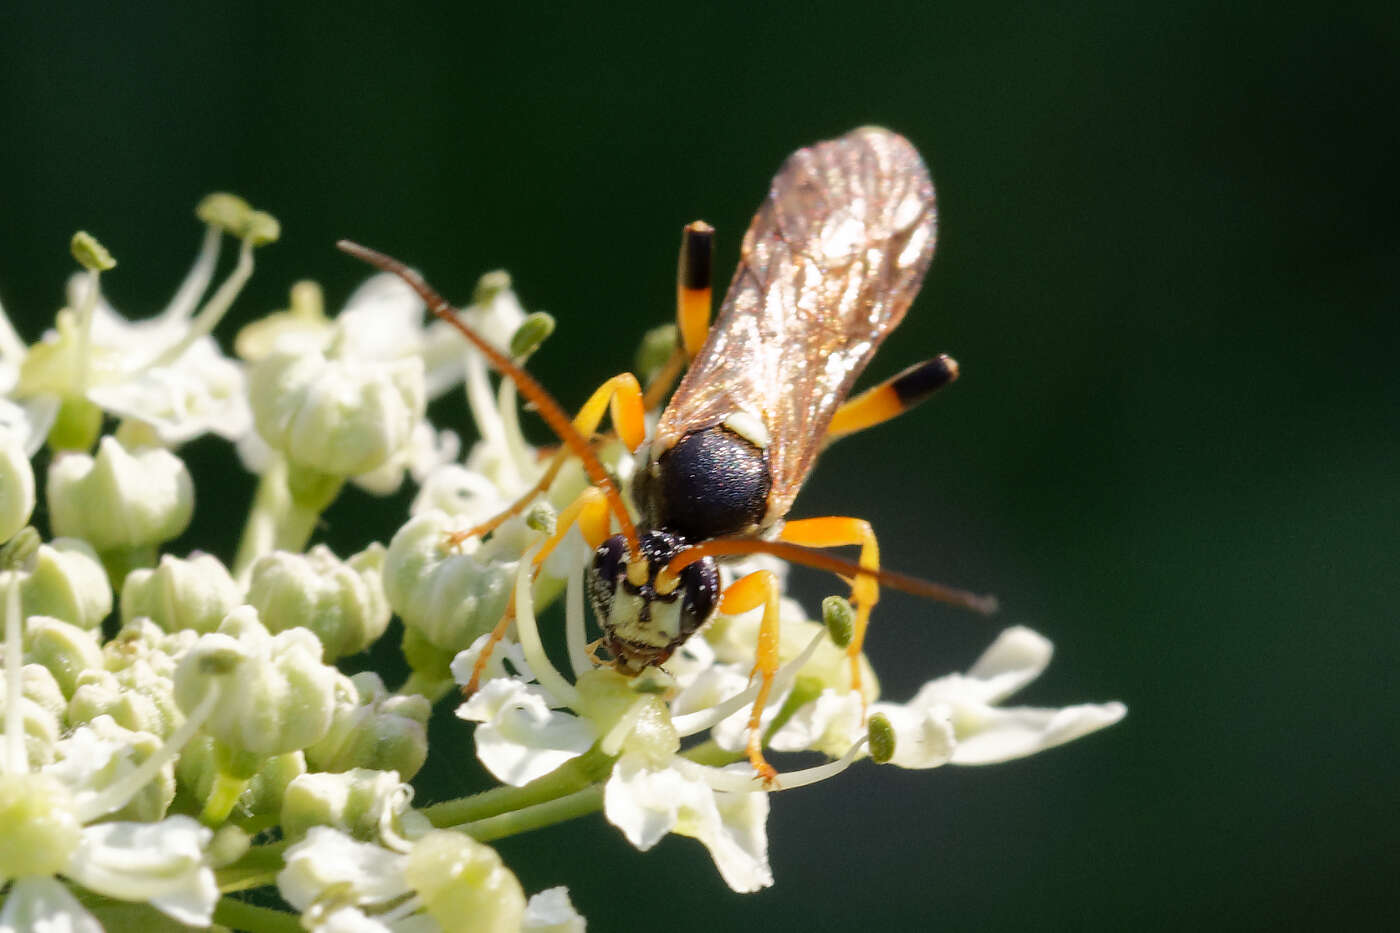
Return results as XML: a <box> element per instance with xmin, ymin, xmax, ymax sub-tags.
<box><xmin>603</xmin><ymin>753</ymin><xmax>704</xmax><ymax>851</ymax></box>
<box><xmin>768</xmin><ymin>688</ymin><xmax>865</xmax><ymax>757</ymax></box>
<box><xmin>869</xmin><ymin>700</ymin><xmax>956</xmax><ymax>769</ymax></box>
<box><xmin>949</xmin><ymin>701</ymin><xmax>1127</xmax><ymax>765</ymax></box>
<box><xmin>961</xmin><ymin>626</ymin><xmax>1053</xmax><ymax>704</ymax></box>
<box><xmin>0</xmin><ymin>396</ymin><xmax>60</xmax><ymax>456</ymax></box>
<box><xmin>458</xmin><ymin>679</ymin><xmax>596</xmax><ymax>786</ymax></box>
<box><xmin>64</xmin><ymin>817</ymin><xmax>217</xmax><ymax>925</ymax></box>
<box><xmin>278</xmin><ymin>827</ymin><xmax>409</xmax><ymax>911</ymax></box>
<box><xmin>699</xmin><ymin>785</ymin><xmax>772</xmax><ymax>893</ymax></box>
<box><xmin>0</xmin><ymin>877</ymin><xmax>103</xmax><ymax>933</ymax></box>
<box><xmin>315</xmin><ymin>905</ymin><xmax>396</xmax><ymax>933</ymax></box>
<box><xmin>523</xmin><ymin>887</ymin><xmax>586</xmax><ymax>932</ymax></box>
<box><xmin>87</xmin><ymin>338</ymin><xmax>251</xmax><ymax>444</ymax></box>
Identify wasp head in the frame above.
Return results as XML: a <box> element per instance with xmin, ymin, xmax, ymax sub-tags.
<box><xmin>587</xmin><ymin>529</ymin><xmax>719</xmax><ymax>672</ymax></box>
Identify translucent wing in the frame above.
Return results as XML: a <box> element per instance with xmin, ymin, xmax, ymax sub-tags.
<box><xmin>655</xmin><ymin>126</ymin><xmax>938</xmax><ymax>522</ymax></box>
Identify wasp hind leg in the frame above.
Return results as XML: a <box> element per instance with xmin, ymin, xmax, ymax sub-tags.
<box><xmin>777</xmin><ymin>517</ymin><xmax>880</xmax><ymax>705</ymax></box>
<box><xmin>825</xmin><ymin>354</ymin><xmax>959</xmax><ymax>443</ymax></box>
<box><xmin>643</xmin><ymin>221</ymin><xmax>714</xmax><ymax>410</ymax></box>
<box><xmin>444</xmin><ymin>372</ymin><xmax>645</xmax><ymax>549</ymax></box>
<box><xmin>717</xmin><ymin>567</ymin><xmax>784</xmax><ymax>786</ymax></box>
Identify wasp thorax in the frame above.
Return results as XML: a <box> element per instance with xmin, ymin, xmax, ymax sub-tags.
<box><xmin>587</xmin><ymin>529</ymin><xmax>719</xmax><ymax>671</ymax></box>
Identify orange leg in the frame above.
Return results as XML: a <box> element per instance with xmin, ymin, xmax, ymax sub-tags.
<box><xmin>826</xmin><ymin>355</ymin><xmax>959</xmax><ymax>443</ymax></box>
<box><xmin>719</xmin><ymin>568</ymin><xmax>782</xmax><ymax>785</ymax></box>
<box><xmin>463</xmin><ymin>485</ymin><xmax>615</xmax><ymax>695</ymax></box>
<box><xmin>676</xmin><ymin>220</ymin><xmax>714</xmax><ymax>360</ymax></box>
<box><xmin>445</xmin><ymin>372</ymin><xmax>644</xmax><ymax>550</ymax></box>
<box><xmin>778</xmin><ymin>518</ymin><xmax>879</xmax><ymax>702</ymax></box>
<box><xmin>643</xmin><ymin>221</ymin><xmax>715</xmax><ymax>410</ymax></box>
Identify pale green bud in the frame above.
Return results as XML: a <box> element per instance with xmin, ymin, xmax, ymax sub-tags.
<box><xmin>634</xmin><ymin>322</ymin><xmax>679</xmax><ymax>385</ymax></box>
<box><xmin>281</xmin><ymin>767</ymin><xmax>429</xmax><ymax>843</ymax></box>
<box><xmin>0</xmin><ymin>429</ymin><xmax>36</xmax><ymax>541</ymax></box>
<box><xmin>173</xmin><ymin>606</ymin><xmax>338</xmax><ymax>756</ymax></box>
<box><xmin>247</xmin><ymin>543</ymin><xmax>389</xmax><ymax>661</ymax></box>
<box><xmin>305</xmin><ymin>672</ymin><xmax>430</xmax><ymax>779</ymax></box>
<box><xmin>404</xmin><ymin>831</ymin><xmax>526</xmax><ymax>933</ymax></box>
<box><xmin>249</xmin><ymin>347</ymin><xmax>425</xmax><ymax>478</ymax></box>
<box><xmin>234</xmin><ymin>280</ymin><xmax>329</xmax><ymax>362</ymax></box>
<box><xmin>176</xmin><ymin>734</ymin><xmax>307</xmax><ymax>825</ymax></box>
<box><xmin>19</xmin><ymin>537</ymin><xmax>112</xmax><ymax>630</ymax></box>
<box><xmin>576</xmin><ymin>668</ymin><xmax>676</xmax><ymax>761</ymax></box>
<box><xmin>103</xmin><ymin>618</ymin><xmax>197</xmax><ymax>680</ymax></box>
<box><xmin>0</xmin><ymin>664</ymin><xmax>65</xmax><ymax>767</ymax></box>
<box><xmin>60</xmin><ymin>715</ymin><xmax>175</xmax><ymax>822</ymax></box>
<box><xmin>47</xmin><ymin>436</ymin><xmax>194</xmax><ymax>552</ymax></box>
<box><xmin>195</xmin><ymin>193</ymin><xmax>253</xmax><ymax>234</ymax></box>
<box><xmin>121</xmin><ymin>552</ymin><xmax>243</xmax><ymax>635</ymax></box>
<box><xmin>69</xmin><ymin>667</ymin><xmax>174</xmax><ymax>737</ymax></box>
<box><xmin>0</xmin><ymin>773</ymin><xmax>81</xmax><ymax>877</ymax></box>
<box><xmin>508</xmin><ymin>311</ymin><xmax>555</xmax><ymax>358</ymax></box>
<box><xmin>70</xmin><ymin>230</ymin><xmax>116</xmax><ymax>271</ymax></box>
<box><xmin>22</xmin><ymin>615</ymin><xmax>103</xmax><ymax>699</ymax></box>
<box><xmin>384</xmin><ymin>511</ymin><xmax>513</xmax><ymax>654</ymax></box>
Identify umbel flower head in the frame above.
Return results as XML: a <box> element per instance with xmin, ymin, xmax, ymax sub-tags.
<box><xmin>0</xmin><ymin>195</ymin><xmax>1123</xmax><ymax>931</ymax></box>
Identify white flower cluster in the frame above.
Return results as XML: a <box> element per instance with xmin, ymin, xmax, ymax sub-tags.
<box><xmin>0</xmin><ymin>199</ymin><xmax>1123</xmax><ymax>930</ymax></box>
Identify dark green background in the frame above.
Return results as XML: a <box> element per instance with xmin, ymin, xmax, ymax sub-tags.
<box><xmin>2</xmin><ymin>2</ymin><xmax>1396</xmax><ymax>929</ymax></box>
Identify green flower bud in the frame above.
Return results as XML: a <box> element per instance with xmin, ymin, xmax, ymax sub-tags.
<box><xmin>634</xmin><ymin>322</ymin><xmax>679</xmax><ymax>385</ymax></box>
<box><xmin>176</xmin><ymin>734</ymin><xmax>307</xmax><ymax>826</ymax></box>
<box><xmin>867</xmin><ymin>712</ymin><xmax>896</xmax><ymax>765</ymax></box>
<box><xmin>195</xmin><ymin>193</ymin><xmax>253</xmax><ymax>234</ymax></box>
<box><xmin>281</xmin><ymin>767</ymin><xmax>428</xmax><ymax>843</ymax></box>
<box><xmin>249</xmin><ymin>348</ymin><xmax>425</xmax><ymax>478</ymax></box>
<box><xmin>384</xmin><ymin>513</ymin><xmax>516</xmax><ymax>657</ymax></box>
<box><xmin>0</xmin><ymin>429</ymin><xmax>36</xmax><ymax>542</ymax></box>
<box><xmin>305</xmin><ymin>672</ymin><xmax>430</xmax><ymax>779</ymax></box>
<box><xmin>173</xmin><ymin>606</ymin><xmax>338</xmax><ymax>756</ymax></box>
<box><xmin>47</xmin><ymin>437</ymin><xmax>194</xmax><ymax>552</ymax></box>
<box><xmin>234</xmin><ymin>280</ymin><xmax>329</xmax><ymax>362</ymax></box>
<box><xmin>0</xmin><ymin>773</ymin><xmax>81</xmax><ymax>877</ymax></box>
<box><xmin>69</xmin><ymin>667</ymin><xmax>174</xmax><ymax>737</ymax></box>
<box><xmin>19</xmin><ymin>537</ymin><xmax>112</xmax><ymax>630</ymax></box>
<box><xmin>103</xmin><ymin>618</ymin><xmax>197</xmax><ymax>680</ymax></box>
<box><xmin>821</xmin><ymin>595</ymin><xmax>855</xmax><ymax>649</ymax></box>
<box><xmin>0</xmin><ymin>664</ymin><xmax>65</xmax><ymax>767</ymax></box>
<box><xmin>247</xmin><ymin>543</ymin><xmax>389</xmax><ymax>661</ymax></box>
<box><xmin>22</xmin><ymin>615</ymin><xmax>103</xmax><ymax>699</ymax></box>
<box><xmin>472</xmin><ymin>270</ymin><xmax>512</xmax><ymax>307</ymax></box>
<box><xmin>121</xmin><ymin>552</ymin><xmax>243</xmax><ymax>635</ymax></box>
<box><xmin>70</xmin><ymin>230</ymin><xmax>117</xmax><ymax>271</ymax></box>
<box><xmin>404</xmin><ymin>831</ymin><xmax>525</xmax><ymax>933</ymax></box>
<box><xmin>508</xmin><ymin>311</ymin><xmax>555</xmax><ymax>358</ymax></box>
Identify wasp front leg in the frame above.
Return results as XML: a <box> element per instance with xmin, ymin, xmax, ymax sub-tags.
<box><xmin>462</xmin><ymin>485</ymin><xmax>616</xmax><ymax>695</ymax></box>
<box><xmin>777</xmin><ymin>517</ymin><xmax>880</xmax><ymax>701</ymax></box>
<box><xmin>445</xmin><ymin>372</ymin><xmax>646</xmax><ymax>550</ymax></box>
<box><xmin>718</xmin><ymin>568</ymin><xmax>783</xmax><ymax>785</ymax></box>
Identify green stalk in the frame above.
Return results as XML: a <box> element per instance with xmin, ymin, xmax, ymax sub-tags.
<box><xmin>423</xmin><ymin>745</ymin><xmax>616</xmax><ymax>828</ymax></box>
<box><xmin>461</xmin><ymin>786</ymin><xmax>603</xmax><ymax>841</ymax></box>
<box><xmin>213</xmin><ymin>895</ymin><xmax>303</xmax><ymax>933</ymax></box>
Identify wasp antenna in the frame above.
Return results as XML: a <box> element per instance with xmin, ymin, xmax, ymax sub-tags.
<box><xmin>664</xmin><ymin>537</ymin><xmax>998</xmax><ymax>616</ymax></box>
<box><xmin>336</xmin><ymin>240</ymin><xmax>640</xmax><ymax>552</ymax></box>
<box><xmin>676</xmin><ymin>221</ymin><xmax>714</xmax><ymax>359</ymax></box>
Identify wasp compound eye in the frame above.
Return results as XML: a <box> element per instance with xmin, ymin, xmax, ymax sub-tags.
<box><xmin>587</xmin><ymin>534</ymin><xmax>629</xmax><ymax>624</ymax></box>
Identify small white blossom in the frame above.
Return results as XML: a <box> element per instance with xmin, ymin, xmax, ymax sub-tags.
<box><xmin>874</xmin><ymin>626</ymin><xmax>1127</xmax><ymax>766</ymax></box>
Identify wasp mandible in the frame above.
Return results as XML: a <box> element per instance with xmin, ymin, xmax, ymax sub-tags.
<box><xmin>340</xmin><ymin>126</ymin><xmax>996</xmax><ymax>782</ymax></box>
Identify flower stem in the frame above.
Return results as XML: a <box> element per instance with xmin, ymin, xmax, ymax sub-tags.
<box><xmin>200</xmin><ymin>771</ymin><xmax>251</xmax><ymax>827</ymax></box>
<box><xmin>233</xmin><ymin>455</ymin><xmax>290</xmax><ymax>584</ymax></box>
<box><xmin>461</xmin><ymin>786</ymin><xmax>603</xmax><ymax>841</ymax></box>
<box><xmin>217</xmin><ymin>840</ymin><xmax>289</xmax><ymax>893</ymax></box>
<box><xmin>213</xmin><ymin>895</ymin><xmax>303</xmax><ymax>933</ymax></box>
<box><xmin>422</xmin><ymin>744</ymin><xmax>616</xmax><ymax>828</ymax></box>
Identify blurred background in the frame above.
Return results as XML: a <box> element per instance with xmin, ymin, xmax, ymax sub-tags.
<box><xmin>2</xmin><ymin>1</ymin><xmax>1396</xmax><ymax>929</ymax></box>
